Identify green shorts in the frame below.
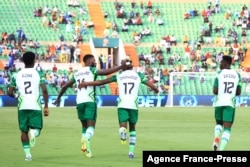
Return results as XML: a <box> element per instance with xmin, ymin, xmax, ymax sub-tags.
<box><xmin>77</xmin><ymin>102</ymin><xmax>97</xmax><ymax>121</ymax></box>
<box><xmin>214</xmin><ymin>106</ymin><xmax>235</xmax><ymax>123</ymax></box>
<box><xmin>118</xmin><ymin>108</ymin><xmax>138</xmax><ymax>124</ymax></box>
<box><xmin>18</xmin><ymin>110</ymin><xmax>43</xmax><ymax>132</ymax></box>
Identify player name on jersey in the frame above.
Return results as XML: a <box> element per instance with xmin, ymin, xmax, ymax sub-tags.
<box><xmin>119</xmin><ymin>75</ymin><xmax>138</xmax><ymax>80</ymax></box>
<box><xmin>22</xmin><ymin>74</ymin><xmax>32</xmax><ymax>77</ymax></box>
<box><xmin>75</xmin><ymin>71</ymin><xmax>90</xmax><ymax>77</ymax></box>
<box><xmin>223</xmin><ymin>74</ymin><xmax>236</xmax><ymax>79</ymax></box>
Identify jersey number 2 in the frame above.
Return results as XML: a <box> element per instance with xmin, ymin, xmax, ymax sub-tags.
<box><xmin>24</xmin><ymin>81</ymin><xmax>32</xmax><ymax>94</ymax></box>
<box><xmin>123</xmin><ymin>82</ymin><xmax>134</xmax><ymax>94</ymax></box>
<box><xmin>224</xmin><ymin>82</ymin><xmax>234</xmax><ymax>93</ymax></box>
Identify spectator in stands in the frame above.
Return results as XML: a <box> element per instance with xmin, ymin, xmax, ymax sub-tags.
<box><xmin>129</xmin><ymin>10</ymin><xmax>135</xmax><ymax>18</ymax></box>
<box><xmin>148</xmin><ymin>13</ymin><xmax>154</xmax><ymax>23</ymax></box>
<box><xmin>37</xmin><ymin>7</ymin><xmax>43</xmax><ymax>17</ymax></box>
<box><xmin>0</xmin><ymin>74</ymin><xmax>4</xmax><ymax>85</ymax></box>
<box><xmin>60</xmin><ymin>47</ymin><xmax>68</xmax><ymax>63</ymax></box>
<box><xmin>155</xmin><ymin>8</ymin><xmax>161</xmax><ymax>16</ymax></box>
<box><xmin>33</xmin><ymin>8</ymin><xmax>39</xmax><ymax>17</ymax></box>
<box><xmin>165</xmin><ymin>42</ymin><xmax>171</xmax><ymax>54</ymax></box>
<box><xmin>53</xmin><ymin>6</ymin><xmax>58</xmax><ymax>13</ymax></box>
<box><xmin>147</xmin><ymin>0</ymin><xmax>152</xmax><ymax>9</ymax></box>
<box><xmin>170</xmin><ymin>35</ymin><xmax>177</xmax><ymax>46</ymax></box>
<box><xmin>68</xmin><ymin>45</ymin><xmax>75</xmax><ymax>63</ymax></box>
<box><xmin>133</xmin><ymin>31</ymin><xmax>141</xmax><ymax>45</ymax></box>
<box><xmin>156</xmin><ymin>46</ymin><xmax>162</xmax><ymax>54</ymax></box>
<box><xmin>184</xmin><ymin>12</ymin><xmax>190</xmax><ymax>20</ymax></box>
<box><xmin>189</xmin><ymin>49</ymin><xmax>196</xmax><ymax>62</ymax></box>
<box><xmin>112</xmin><ymin>22</ymin><xmax>119</xmax><ymax>32</ymax></box>
<box><xmin>151</xmin><ymin>45</ymin><xmax>157</xmax><ymax>54</ymax></box>
<box><xmin>21</xmin><ymin>33</ymin><xmax>28</xmax><ymax>44</ymax></box>
<box><xmin>157</xmin><ymin>53</ymin><xmax>164</xmax><ymax>65</ymax></box>
<box><xmin>32</xmin><ymin>40</ymin><xmax>40</xmax><ymax>48</ymax></box>
<box><xmin>52</xmin><ymin>64</ymin><xmax>58</xmax><ymax>73</ymax></box>
<box><xmin>73</xmin><ymin>45</ymin><xmax>80</xmax><ymax>63</ymax></box>
<box><xmin>136</xmin><ymin>16</ymin><xmax>143</xmax><ymax>25</ymax></box>
<box><xmin>8</xmin><ymin>50</ymin><xmax>15</xmax><ymax>69</ymax></box>
<box><xmin>87</xmin><ymin>20</ymin><xmax>94</xmax><ymax>28</ymax></box>
<box><xmin>66</xmin><ymin>22</ymin><xmax>73</xmax><ymax>32</ymax></box>
<box><xmin>16</xmin><ymin>27</ymin><xmax>23</xmax><ymax>45</ymax></box>
<box><xmin>184</xmin><ymin>44</ymin><xmax>191</xmax><ymax>61</ymax></box>
<box><xmin>103</xmin><ymin>27</ymin><xmax>111</xmax><ymax>38</ymax></box>
<box><xmin>42</xmin><ymin>15</ymin><xmax>48</xmax><ymax>27</ymax></box>
<box><xmin>108</xmin><ymin>54</ymin><xmax>112</xmax><ymax>69</ymax></box>
<box><xmin>36</xmin><ymin>63</ymin><xmax>43</xmax><ymax>72</ymax></box>
<box><xmin>160</xmin><ymin>37</ymin><xmax>166</xmax><ymax>47</ymax></box>
<box><xmin>2</xmin><ymin>32</ymin><xmax>8</xmax><ymax>44</ymax></box>
<box><xmin>7</xmin><ymin>32</ymin><xmax>16</xmax><ymax>45</ymax></box>
<box><xmin>142</xmin><ymin>27</ymin><xmax>151</xmax><ymax>36</ymax></box>
<box><xmin>121</xmin><ymin>23</ymin><xmax>128</xmax><ymax>32</ymax></box>
<box><xmin>117</xmin><ymin>6</ymin><xmax>125</xmax><ymax>18</ymax></box>
<box><xmin>131</xmin><ymin>0</ymin><xmax>136</xmax><ymax>8</ymax></box>
<box><xmin>157</xmin><ymin>17</ymin><xmax>164</xmax><ymax>26</ymax></box>
<box><xmin>112</xmin><ymin>30</ymin><xmax>119</xmax><ymax>38</ymax></box>
<box><xmin>67</xmin><ymin>0</ymin><xmax>73</xmax><ymax>6</ymax></box>
<box><xmin>70</xmin><ymin>0</ymin><xmax>80</xmax><ymax>7</ymax></box>
<box><xmin>99</xmin><ymin>54</ymin><xmax>104</xmax><ymax>69</ymax></box>
<box><xmin>102</xmin><ymin>55</ymin><xmax>107</xmax><ymax>69</ymax></box>
<box><xmin>79</xmin><ymin>6</ymin><xmax>88</xmax><ymax>15</ymax></box>
<box><xmin>183</xmin><ymin>35</ymin><xmax>189</xmax><ymax>44</ymax></box>
<box><xmin>139</xmin><ymin>52</ymin><xmax>145</xmax><ymax>61</ymax></box>
<box><xmin>58</xmin><ymin>34</ymin><xmax>65</xmax><ymax>42</ymax></box>
<box><xmin>43</xmin><ymin>5</ymin><xmax>51</xmax><ymax>15</ymax></box>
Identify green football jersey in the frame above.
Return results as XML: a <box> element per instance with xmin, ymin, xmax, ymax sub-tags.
<box><xmin>10</xmin><ymin>68</ymin><xmax>45</xmax><ymax>110</ymax></box>
<box><xmin>110</xmin><ymin>70</ymin><xmax>147</xmax><ymax>109</ymax></box>
<box><xmin>213</xmin><ymin>69</ymin><xmax>242</xmax><ymax>108</ymax></box>
<box><xmin>71</xmin><ymin>67</ymin><xmax>97</xmax><ymax>104</ymax></box>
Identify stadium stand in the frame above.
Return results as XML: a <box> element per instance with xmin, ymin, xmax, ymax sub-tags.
<box><xmin>1</xmin><ymin>0</ymin><xmax>250</xmax><ymax>96</ymax></box>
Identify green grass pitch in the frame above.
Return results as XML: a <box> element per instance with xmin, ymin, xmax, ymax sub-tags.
<box><xmin>0</xmin><ymin>107</ymin><xmax>249</xmax><ymax>167</ymax></box>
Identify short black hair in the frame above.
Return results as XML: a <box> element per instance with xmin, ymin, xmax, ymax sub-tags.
<box><xmin>22</xmin><ymin>51</ymin><xmax>36</xmax><ymax>66</ymax></box>
<box><xmin>83</xmin><ymin>54</ymin><xmax>94</xmax><ymax>63</ymax></box>
<box><xmin>222</xmin><ymin>56</ymin><xmax>232</xmax><ymax>65</ymax></box>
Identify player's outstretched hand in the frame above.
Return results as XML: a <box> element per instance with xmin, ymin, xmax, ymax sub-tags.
<box><xmin>154</xmin><ymin>89</ymin><xmax>159</xmax><ymax>94</ymax></box>
<box><xmin>43</xmin><ymin>107</ymin><xmax>49</xmax><ymax>116</ymax></box>
<box><xmin>53</xmin><ymin>99</ymin><xmax>60</xmax><ymax>106</ymax></box>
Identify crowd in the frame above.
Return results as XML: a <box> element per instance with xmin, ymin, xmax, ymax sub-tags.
<box><xmin>1</xmin><ymin>0</ymin><xmax>250</xmax><ymax>95</ymax></box>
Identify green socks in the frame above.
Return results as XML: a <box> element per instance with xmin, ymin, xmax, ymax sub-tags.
<box><xmin>129</xmin><ymin>131</ymin><xmax>136</xmax><ymax>153</ymax></box>
<box><xmin>219</xmin><ymin>128</ymin><xmax>231</xmax><ymax>151</ymax></box>
<box><xmin>22</xmin><ymin>142</ymin><xmax>31</xmax><ymax>156</ymax></box>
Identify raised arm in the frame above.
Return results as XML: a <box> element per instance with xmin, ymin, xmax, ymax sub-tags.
<box><xmin>97</xmin><ymin>66</ymin><xmax>123</xmax><ymax>75</ymax></box>
<box><xmin>236</xmin><ymin>85</ymin><xmax>241</xmax><ymax>96</ymax></box>
<box><xmin>40</xmin><ymin>83</ymin><xmax>49</xmax><ymax>116</ymax></box>
<box><xmin>78</xmin><ymin>77</ymin><xmax>113</xmax><ymax>89</ymax></box>
<box><xmin>7</xmin><ymin>86</ymin><xmax>16</xmax><ymax>98</ymax></box>
<box><xmin>53</xmin><ymin>80</ymin><xmax>74</xmax><ymax>106</ymax></box>
<box><xmin>97</xmin><ymin>59</ymin><xmax>130</xmax><ymax>75</ymax></box>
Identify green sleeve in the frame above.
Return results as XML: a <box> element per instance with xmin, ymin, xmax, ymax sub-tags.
<box><xmin>9</xmin><ymin>73</ymin><xmax>16</xmax><ymax>87</ymax></box>
<box><xmin>237</xmin><ymin>72</ymin><xmax>242</xmax><ymax>88</ymax></box>
<box><xmin>90</xmin><ymin>67</ymin><xmax>98</xmax><ymax>76</ymax></box>
<box><xmin>109</xmin><ymin>75</ymin><xmax>117</xmax><ymax>82</ymax></box>
<box><xmin>138</xmin><ymin>72</ymin><xmax>148</xmax><ymax>84</ymax></box>
<box><xmin>213</xmin><ymin>77</ymin><xmax>218</xmax><ymax>88</ymax></box>
<box><xmin>213</xmin><ymin>72</ymin><xmax>220</xmax><ymax>88</ymax></box>
<box><xmin>70</xmin><ymin>75</ymin><xmax>76</xmax><ymax>83</ymax></box>
<box><xmin>38</xmin><ymin>71</ymin><xmax>46</xmax><ymax>84</ymax></box>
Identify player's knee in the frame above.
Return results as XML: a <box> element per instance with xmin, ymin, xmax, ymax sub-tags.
<box><xmin>216</xmin><ymin>120</ymin><xmax>223</xmax><ymax>125</ymax></box>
